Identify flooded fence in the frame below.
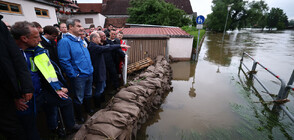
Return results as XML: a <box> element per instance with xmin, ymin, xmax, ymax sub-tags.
<box><xmin>239</xmin><ymin>52</ymin><xmax>294</xmax><ymax>122</ymax></box>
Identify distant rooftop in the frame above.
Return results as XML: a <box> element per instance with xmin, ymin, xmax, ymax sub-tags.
<box><xmin>77</xmin><ymin>3</ymin><xmax>102</xmax><ymax>13</ymax></box>
<box><xmin>102</xmin><ymin>0</ymin><xmax>193</xmax><ymax>15</ymax></box>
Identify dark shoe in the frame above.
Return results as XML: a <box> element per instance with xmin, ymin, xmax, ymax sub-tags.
<box><xmin>72</xmin><ymin>123</ymin><xmax>82</xmax><ymax>131</ymax></box>
<box><xmin>67</xmin><ymin>124</ymin><xmax>82</xmax><ymax>135</ymax></box>
<box><xmin>50</xmin><ymin>127</ymin><xmax>66</xmax><ymax>138</ymax></box>
<box><xmin>76</xmin><ymin>117</ymin><xmax>85</xmax><ymax>123</ymax></box>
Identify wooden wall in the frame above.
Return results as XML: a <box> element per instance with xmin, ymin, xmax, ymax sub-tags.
<box><xmin>125</xmin><ymin>38</ymin><xmax>168</xmax><ymax>64</ymax></box>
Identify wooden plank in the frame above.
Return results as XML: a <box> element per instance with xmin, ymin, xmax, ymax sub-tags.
<box><xmin>127</xmin><ymin>57</ymin><xmax>153</xmax><ymax>73</ymax></box>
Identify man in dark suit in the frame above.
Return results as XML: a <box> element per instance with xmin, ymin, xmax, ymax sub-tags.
<box><xmin>88</xmin><ymin>32</ymin><xmax>130</xmax><ymax>107</ymax></box>
<box><xmin>57</xmin><ymin>23</ymin><xmax>67</xmax><ymax>42</ymax></box>
<box><xmin>0</xmin><ymin>15</ymin><xmax>35</xmax><ymax>140</ymax></box>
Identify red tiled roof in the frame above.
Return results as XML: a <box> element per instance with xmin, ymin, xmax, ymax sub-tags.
<box><xmin>122</xmin><ymin>27</ymin><xmax>191</xmax><ymax>37</ymax></box>
<box><xmin>78</xmin><ymin>3</ymin><xmax>102</xmax><ymax>13</ymax></box>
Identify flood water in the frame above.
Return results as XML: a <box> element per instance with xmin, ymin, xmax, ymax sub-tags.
<box><xmin>137</xmin><ymin>30</ymin><xmax>294</xmax><ymax>140</ymax></box>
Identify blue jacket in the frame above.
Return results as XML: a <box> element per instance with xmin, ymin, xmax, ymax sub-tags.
<box><xmin>57</xmin><ymin>34</ymin><xmax>93</xmax><ymax>78</ymax></box>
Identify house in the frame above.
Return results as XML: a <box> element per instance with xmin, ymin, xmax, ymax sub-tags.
<box><xmin>101</xmin><ymin>0</ymin><xmax>194</xmax><ymax>28</ymax></box>
<box><xmin>0</xmin><ymin>0</ymin><xmax>59</xmax><ymax>27</ymax></box>
<box><xmin>72</xmin><ymin>3</ymin><xmax>106</xmax><ymax>28</ymax></box>
<box><xmin>0</xmin><ymin>0</ymin><xmax>79</xmax><ymax>27</ymax></box>
<box><xmin>55</xmin><ymin>0</ymin><xmax>79</xmax><ymax>23</ymax></box>
<box><xmin>122</xmin><ymin>26</ymin><xmax>194</xmax><ymax>63</ymax></box>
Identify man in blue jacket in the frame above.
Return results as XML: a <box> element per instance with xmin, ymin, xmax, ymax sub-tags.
<box><xmin>57</xmin><ymin>19</ymin><xmax>93</xmax><ymax>122</ymax></box>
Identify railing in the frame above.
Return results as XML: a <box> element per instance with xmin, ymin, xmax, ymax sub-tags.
<box><xmin>239</xmin><ymin>52</ymin><xmax>294</xmax><ymax>122</ymax></box>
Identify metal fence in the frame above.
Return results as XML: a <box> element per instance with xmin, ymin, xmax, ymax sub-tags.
<box><xmin>239</xmin><ymin>52</ymin><xmax>294</xmax><ymax>122</ymax></box>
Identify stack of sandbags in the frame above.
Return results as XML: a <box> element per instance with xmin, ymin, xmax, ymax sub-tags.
<box><xmin>73</xmin><ymin>55</ymin><xmax>172</xmax><ymax>140</ymax></box>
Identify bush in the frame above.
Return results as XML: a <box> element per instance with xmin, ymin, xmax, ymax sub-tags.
<box><xmin>182</xmin><ymin>26</ymin><xmax>206</xmax><ymax>48</ymax></box>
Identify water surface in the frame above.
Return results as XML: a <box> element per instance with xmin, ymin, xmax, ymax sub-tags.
<box><xmin>137</xmin><ymin>30</ymin><xmax>294</xmax><ymax>140</ymax></box>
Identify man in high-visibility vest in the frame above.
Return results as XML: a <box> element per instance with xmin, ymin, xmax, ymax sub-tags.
<box><xmin>11</xmin><ymin>21</ymin><xmax>80</xmax><ymax>139</ymax></box>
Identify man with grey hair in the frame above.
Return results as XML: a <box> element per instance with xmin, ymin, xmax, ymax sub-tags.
<box><xmin>57</xmin><ymin>19</ymin><xmax>93</xmax><ymax>122</ymax></box>
<box><xmin>10</xmin><ymin>21</ymin><xmax>42</xmax><ymax>140</ymax></box>
<box><xmin>88</xmin><ymin>32</ymin><xmax>130</xmax><ymax>108</ymax></box>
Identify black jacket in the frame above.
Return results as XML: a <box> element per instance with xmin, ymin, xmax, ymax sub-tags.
<box><xmin>106</xmin><ymin>38</ymin><xmax>125</xmax><ymax>71</ymax></box>
<box><xmin>88</xmin><ymin>42</ymin><xmax>121</xmax><ymax>83</ymax></box>
<box><xmin>0</xmin><ymin>15</ymin><xmax>34</xmax><ymax>101</ymax></box>
<box><xmin>40</xmin><ymin>36</ymin><xmax>60</xmax><ymax>67</ymax></box>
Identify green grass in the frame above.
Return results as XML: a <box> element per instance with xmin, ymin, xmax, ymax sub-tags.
<box><xmin>181</xmin><ymin>26</ymin><xmax>206</xmax><ymax>48</ymax></box>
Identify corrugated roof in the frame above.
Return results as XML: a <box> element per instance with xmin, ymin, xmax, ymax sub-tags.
<box><xmin>78</xmin><ymin>3</ymin><xmax>102</xmax><ymax>13</ymax></box>
<box><xmin>122</xmin><ymin>27</ymin><xmax>192</xmax><ymax>38</ymax></box>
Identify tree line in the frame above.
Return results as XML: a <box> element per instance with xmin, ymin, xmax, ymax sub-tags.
<box><xmin>206</xmin><ymin>0</ymin><xmax>290</xmax><ymax>31</ymax></box>
<box><xmin>127</xmin><ymin>0</ymin><xmax>292</xmax><ymax>31</ymax></box>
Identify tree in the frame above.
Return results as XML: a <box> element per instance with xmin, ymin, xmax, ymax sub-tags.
<box><xmin>206</xmin><ymin>0</ymin><xmax>247</xmax><ymax>32</ymax></box>
<box><xmin>127</xmin><ymin>0</ymin><xmax>191</xmax><ymax>27</ymax></box>
<box><xmin>246</xmin><ymin>0</ymin><xmax>268</xmax><ymax>28</ymax></box>
<box><xmin>289</xmin><ymin>19</ymin><xmax>294</xmax><ymax>26</ymax></box>
<box><xmin>267</xmin><ymin>8</ymin><xmax>288</xmax><ymax>30</ymax></box>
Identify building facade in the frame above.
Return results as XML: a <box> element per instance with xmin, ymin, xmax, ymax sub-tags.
<box><xmin>0</xmin><ymin>0</ymin><xmax>58</xmax><ymax>27</ymax></box>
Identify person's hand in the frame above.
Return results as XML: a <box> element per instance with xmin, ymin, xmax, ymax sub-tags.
<box><xmin>56</xmin><ymin>90</ymin><xmax>68</xmax><ymax>99</ymax></box>
<box><xmin>61</xmin><ymin>87</ymin><xmax>68</xmax><ymax>94</ymax></box>
<box><xmin>121</xmin><ymin>45</ymin><xmax>131</xmax><ymax>48</ymax></box>
<box><xmin>14</xmin><ymin>98</ymin><xmax>29</xmax><ymax>111</ymax></box>
<box><xmin>22</xmin><ymin>93</ymin><xmax>33</xmax><ymax>102</ymax></box>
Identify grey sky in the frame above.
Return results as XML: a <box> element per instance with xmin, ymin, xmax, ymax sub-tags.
<box><xmin>77</xmin><ymin>0</ymin><xmax>294</xmax><ymax>20</ymax></box>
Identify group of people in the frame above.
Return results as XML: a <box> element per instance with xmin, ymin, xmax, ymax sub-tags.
<box><xmin>0</xmin><ymin>15</ymin><xmax>130</xmax><ymax>140</ymax></box>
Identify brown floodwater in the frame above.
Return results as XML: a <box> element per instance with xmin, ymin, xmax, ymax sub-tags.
<box><xmin>137</xmin><ymin>30</ymin><xmax>294</xmax><ymax>140</ymax></box>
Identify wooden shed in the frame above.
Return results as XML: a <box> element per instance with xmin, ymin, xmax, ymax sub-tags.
<box><xmin>122</xmin><ymin>27</ymin><xmax>194</xmax><ymax>64</ymax></box>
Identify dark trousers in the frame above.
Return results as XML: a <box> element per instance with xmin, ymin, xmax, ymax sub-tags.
<box><xmin>37</xmin><ymin>89</ymin><xmax>75</xmax><ymax>130</ymax></box>
<box><xmin>105</xmin><ymin>62</ymin><xmax>120</xmax><ymax>89</ymax></box>
<box><xmin>17</xmin><ymin>112</ymin><xmax>40</xmax><ymax>140</ymax></box>
<box><xmin>0</xmin><ymin>99</ymin><xmax>27</xmax><ymax>140</ymax></box>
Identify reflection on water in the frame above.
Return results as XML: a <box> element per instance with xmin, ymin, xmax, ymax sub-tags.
<box><xmin>137</xmin><ymin>30</ymin><xmax>294</xmax><ymax>140</ymax></box>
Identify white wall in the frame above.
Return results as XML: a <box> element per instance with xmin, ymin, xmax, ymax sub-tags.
<box><xmin>71</xmin><ymin>14</ymin><xmax>106</xmax><ymax>28</ymax></box>
<box><xmin>168</xmin><ymin>37</ymin><xmax>194</xmax><ymax>59</ymax></box>
<box><xmin>1</xmin><ymin>0</ymin><xmax>58</xmax><ymax>27</ymax></box>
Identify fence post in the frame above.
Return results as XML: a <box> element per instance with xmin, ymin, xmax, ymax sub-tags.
<box><xmin>123</xmin><ymin>53</ymin><xmax>128</xmax><ymax>85</ymax></box>
<box><xmin>279</xmin><ymin>70</ymin><xmax>294</xmax><ymax>100</ymax></box>
<box><xmin>249</xmin><ymin>61</ymin><xmax>258</xmax><ymax>79</ymax></box>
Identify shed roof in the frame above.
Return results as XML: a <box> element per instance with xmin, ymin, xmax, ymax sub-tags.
<box><xmin>122</xmin><ymin>27</ymin><xmax>192</xmax><ymax>38</ymax></box>
<box><xmin>77</xmin><ymin>3</ymin><xmax>102</xmax><ymax>13</ymax></box>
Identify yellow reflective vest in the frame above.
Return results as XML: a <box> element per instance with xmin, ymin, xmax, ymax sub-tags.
<box><xmin>34</xmin><ymin>44</ymin><xmax>61</xmax><ymax>90</ymax></box>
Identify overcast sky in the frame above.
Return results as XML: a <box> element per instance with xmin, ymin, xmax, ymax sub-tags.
<box><xmin>77</xmin><ymin>0</ymin><xmax>294</xmax><ymax>20</ymax></box>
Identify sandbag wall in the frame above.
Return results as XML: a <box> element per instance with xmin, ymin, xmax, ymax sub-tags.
<box><xmin>73</xmin><ymin>55</ymin><xmax>172</xmax><ymax>140</ymax></box>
